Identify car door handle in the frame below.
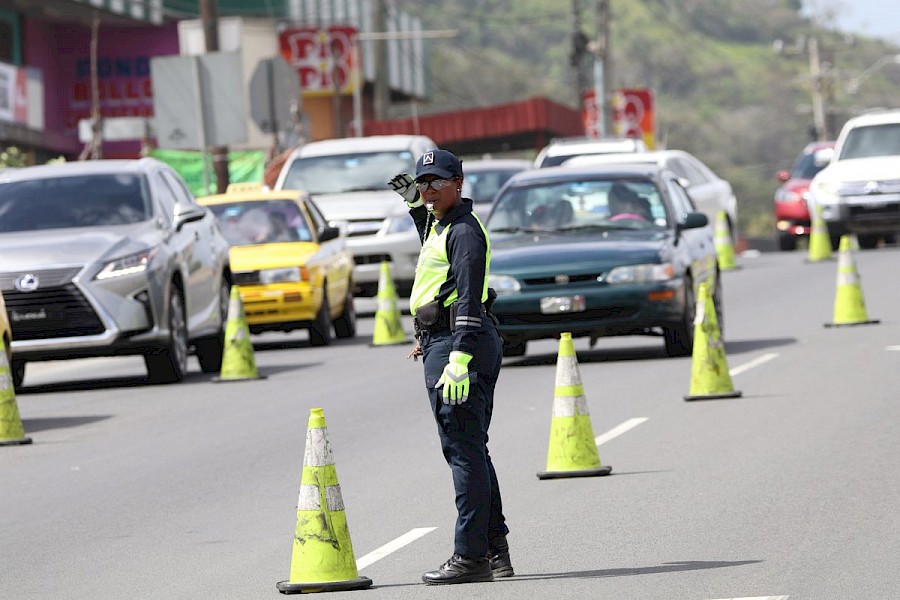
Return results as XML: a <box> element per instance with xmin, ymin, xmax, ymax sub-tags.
<box><xmin>194</xmin><ymin>231</ymin><xmax>200</xmax><ymax>241</ymax></box>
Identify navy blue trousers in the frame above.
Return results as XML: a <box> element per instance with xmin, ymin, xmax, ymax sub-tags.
<box><xmin>422</xmin><ymin>321</ymin><xmax>509</xmax><ymax>557</ymax></box>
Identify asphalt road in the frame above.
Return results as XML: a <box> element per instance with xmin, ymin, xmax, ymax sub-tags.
<box><xmin>3</xmin><ymin>247</ymin><xmax>899</xmax><ymax>600</ymax></box>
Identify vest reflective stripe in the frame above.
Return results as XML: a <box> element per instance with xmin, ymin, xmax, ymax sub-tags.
<box><xmin>409</xmin><ymin>214</ymin><xmax>491</xmax><ymax>314</ymax></box>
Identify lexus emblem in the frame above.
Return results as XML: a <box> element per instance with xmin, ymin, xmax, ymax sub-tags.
<box><xmin>555</xmin><ymin>274</ymin><xmax>570</xmax><ymax>285</ymax></box>
<box><xmin>863</xmin><ymin>181</ymin><xmax>881</xmax><ymax>194</ymax></box>
<box><xmin>14</xmin><ymin>273</ymin><xmax>39</xmax><ymax>292</ymax></box>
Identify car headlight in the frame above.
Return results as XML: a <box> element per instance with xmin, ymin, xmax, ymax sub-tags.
<box><xmin>95</xmin><ymin>249</ymin><xmax>157</xmax><ymax>280</ymax></box>
<box><xmin>384</xmin><ymin>214</ymin><xmax>416</xmax><ymax>235</ymax></box>
<box><xmin>260</xmin><ymin>266</ymin><xmax>302</xmax><ymax>284</ymax></box>
<box><xmin>604</xmin><ymin>263</ymin><xmax>674</xmax><ymax>284</ymax></box>
<box><xmin>810</xmin><ymin>179</ymin><xmax>840</xmax><ymax>205</ymax></box>
<box><xmin>488</xmin><ymin>273</ymin><xmax>521</xmax><ymax>294</ymax></box>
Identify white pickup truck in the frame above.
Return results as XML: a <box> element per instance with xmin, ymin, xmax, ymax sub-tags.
<box><xmin>809</xmin><ymin>109</ymin><xmax>900</xmax><ymax>249</ymax></box>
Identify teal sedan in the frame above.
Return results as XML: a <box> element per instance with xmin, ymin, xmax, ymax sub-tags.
<box><xmin>484</xmin><ymin>164</ymin><xmax>720</xmax><ymax>357</ymax></box>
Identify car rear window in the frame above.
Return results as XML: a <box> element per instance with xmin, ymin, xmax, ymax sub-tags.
<box><xmin>281</xmin><ymin>151</ymin><xmax>416</xmax><ymax>195</ymax></box>
<box><xmin>0</xmin><ymin>173</ymin><xmax>151</xmax><ymax>232</ymax></box>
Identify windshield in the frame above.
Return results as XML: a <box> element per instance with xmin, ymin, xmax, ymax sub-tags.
<box><xmin>207</xmin><ymin>198</ymin><xmax>313</xmax><ymax>246</ymax></box>
<box><xmin>464</xmin><ymin>168</ymin><xmax>526</xmax><ymax>203</ymax></box>
<box><xmin>281</xmin><ymin>150</ymin><xmax>416</xmax><ymax>194</ymax></box>
<box><xmin>487</xmin><ymin>178</ymin><xmax>668</xmax><ymax>234</ymax></box>
<box><xmin>839</xmin><ymin>123</ymin><xmax>900</xmax><ymax>160</ymax></box>
<box><xmin>0</xmin><ymin>173</ymin><xmax>151</xmax><ymax>233</ymax></box>
<box><xmin>790</xmin><ymin>150</ymin><xmax>828</xmax><ymax>179</ymax></box>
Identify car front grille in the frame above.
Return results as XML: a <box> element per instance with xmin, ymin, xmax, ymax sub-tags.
<box><xmin>233</xmin><ymin>271</ymin><xmax>261</xmax><ymax>286</ymax></box>
<box><xmin>498</xmin><ymin>306</ymin><xmax>638</xmax><ymax>326</ymax></box>
<box><xmin>522</xmin><ymin>272</ymin><xmax>604</xmax><ymax>286</ymax></box>
<box><xmin>0</xmin><ymin>267</ymin><xmax>83</xmax><ymax>291</ymax></box>
<box><xmin>4</xmin><ymin>284</ymin><xmax>105</xmax><ymax>340</ymax></box>
<box><xmin>354</xmin><ymin>253</ymin><xmax>391</xmax><ymax>266</ymax></box>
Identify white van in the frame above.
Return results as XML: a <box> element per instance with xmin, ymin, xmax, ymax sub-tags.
<box><xmin>274</xmin><ymin>135</ymin><xmax>436</xmax><ymax>296</ymax></box>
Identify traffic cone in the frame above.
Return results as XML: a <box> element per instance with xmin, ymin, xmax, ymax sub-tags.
<box><xmin>825</xmin><ymin>235</ymin><xmax>880</xmax><ymax>328</ymax></box>
<box><xmin>713</xmin><ymin>210</ymin><xmax>738</xmax><ymax>271</ymax></box>
<box><xmin>806</xmin><ymin>205</ymin><xmax>833</xmax><ymax>262</ymax></box>
<box><xmin>371</xmin><ymin>261</ymin><xmax>407</xmax><ymax>346</ymax></box>
<box><xmin>684</xmin><ymin>282</ymin><xmax>742</xmax><ymax>401</ymax></box>
<box><xmin>0</xmin><ymin>338</ymin><xmax>31</xmax><ymax>446</ymax></box>
<box><xmin>276</xmin><ymin>408</ymin><xmax>372</xmax><ymax>594</ymax></box>
<box><xmin>537</xmin><ymin>333</ymin><xmax>612</xmax><ymax>479</ymax></box>
<box><xmin>213</xmin><ymin>286</ymin><xmax>265</xmax><ymax>382</ymax></box>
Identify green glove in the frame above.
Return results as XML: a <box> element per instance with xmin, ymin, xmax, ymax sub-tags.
<box><xmin>437</xmin><ymin>351</ymin><xmax>473</xmax><ymax>405</ymax></box>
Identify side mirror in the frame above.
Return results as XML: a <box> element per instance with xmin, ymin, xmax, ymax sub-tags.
<box><xmin>318</xmin><ymin>225</ymin><xmax>340</xmax><ymax>242</ymax></box>
<box><xmin>813</xmin><ymin>148</ymin><xmax>834</xmax><ymax>167</ymax></box>
<box><xmin>678</xmin><ymin>211</ymin><xmax>709</xmax><ymax>231</ymax></box>
<box><xmin>777</xmin><ymin>170</ymin><xmax>790</xmax><ymax>182</ymax></box>
<box><xmin>174</xmin><ymin>202</ymin><xmax>207</xmax><ymax>231</ymax></box>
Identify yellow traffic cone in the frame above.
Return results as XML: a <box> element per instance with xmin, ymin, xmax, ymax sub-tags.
<box><xmin>371</xmin><ymin>261</ymin><xmax>408</xmax><ymax>346</ymax></box>
<box><xmin>713</xmin><ymin>210</ymin><xmax>738</xmax><ymax>271</ymax></box>
<box><xmin>806</xmin><ymin>205</ymin><xmax>833</xmax><ymax>262</ymax></box>
<box><xmin>0</xmin><ymin>338</ymin><xmax>31</xmax><ymax>446</ymax></box>
<box><xmin>277</xmin><ymin>408</ymin><xmax>372</xmax><ymax>594</ymax></box>
<box><xmin>825</xmin><ymin>235</ymin><xmax>880</xmax><ymax>328</ymax></box>
<box><xmin>537</xmin><ymin>333</ymin><xmax>612</xmax><ymax>479</ymax></box>
<box><xmin>213</xmin><ymin>286</ymin><xmax>265</xmax><ymax>382</ymax></box>
<box><xmin>684</xmin><ymin>282</ymin><xmax>742</xmax><ymax>401</ymax></box>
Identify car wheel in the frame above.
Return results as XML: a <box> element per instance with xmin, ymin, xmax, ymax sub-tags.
<box><xmin>332</xmin><ymin>290</ymin><xmax>357</xmax><ymax>339</ymax></box>
<box><xmin>195</xmin><ymin>278</ymin><xmax>230</xmax><ymax>373</ymax></box>
<box><xmin>145</xmin><ymin>286</ymin><xmax>188</xmax><ymax>384</ymax></box>
<box><xmin>501</xmin><ymin>339</ymin><xmax>527</xmax><ymax>357</ymax></box>
<box><xmin>10</xmin><ymin>358</ymin><xmax>25</xmax><ymax>391</ymax></box>
<box><xmin>777</xmin><ymin>232</ymin><xmax>796</xmax><ymax>252</ymax></box>
<box><xmin>664</xmin><ymin>276</ymin><xmax>694</xmax><ymax>357</ymax></box>
<box><xmin>858</xmin><ymin>234</ymin><xmax>879</xmax><ymax>249</ymax></box>
<box><xmin>308</xmin><ymin>291</ymin><xmax>333</xmax><ymax>347</ymax></box>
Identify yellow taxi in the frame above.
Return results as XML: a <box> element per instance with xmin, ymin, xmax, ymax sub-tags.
<box><xmin>198</xmin><ymin>185</ymin><xmax>356</xmax><ymax>346</ymax></box>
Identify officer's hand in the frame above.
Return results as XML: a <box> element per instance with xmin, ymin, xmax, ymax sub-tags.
<box><xmin>389</xmin><ymin>173</ymin><xmax>422</xmax><ymax>207</ymax></box>
<box><xmin>436</xmin><ymin>351</ymin><xmax>473</xmax><ymax>405</ymax></box>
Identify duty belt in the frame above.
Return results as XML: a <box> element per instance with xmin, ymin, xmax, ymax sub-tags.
<box><xmin>414</xmin><ymin>303</ymin><xmax>489</xmax><ymax>335</ymax></box>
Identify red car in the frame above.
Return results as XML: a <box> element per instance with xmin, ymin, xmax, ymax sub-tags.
<box><xmin>774</xmin><ymin>141</ymin><xmax>835</xmax><ymax>251</ymax></box>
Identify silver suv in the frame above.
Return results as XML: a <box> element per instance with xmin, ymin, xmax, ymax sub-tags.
<box><xmin>810</xmin><ymin>109</ymin><xmax>900</xmax><ymax>248</ymax></box>
<box><xmin>0</xmin><ymin>159</ymin><xmax>232</xmax><ymax>388</ymax></box>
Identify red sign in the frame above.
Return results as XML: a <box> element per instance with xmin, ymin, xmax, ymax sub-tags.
<box><xmin>279</xmin><ymin>26</ymin><xmax>358</xmax><ymax>97</ymax></box>
<box><xmin>613</xmin><ymin>88</ymin><xmax>655</xmax><ymax>149</ymax></box>
<box><xmin>582</xmin><ymin>89</ymin><xmax>602</xmax><ymax>138</ymax></box>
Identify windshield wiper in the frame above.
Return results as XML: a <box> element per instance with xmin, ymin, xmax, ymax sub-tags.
<box><xmin>343</xmin><ymin>186</ymin><xmax>387</xmax><ymax>193</ymax></box>
<box><xmin>557</xmin><ymin>223</ymin><xmax>636</xmax><ymax>232</ymax></box>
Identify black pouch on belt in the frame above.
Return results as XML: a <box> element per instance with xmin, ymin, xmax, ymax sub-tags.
<box><xmin>414</xmin><ymin>299</ymin><xmax>450</xmax><ymax>332</ymax></box>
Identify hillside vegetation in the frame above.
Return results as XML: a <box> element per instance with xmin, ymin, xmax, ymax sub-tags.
<box><xmin>392</xmin><ymin>0</ymin><xmax>900</xmax><ymax>237</ymax></box>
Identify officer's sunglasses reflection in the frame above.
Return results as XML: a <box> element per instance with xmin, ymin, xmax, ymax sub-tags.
<box><xmin>415</xmin><ymin>178</ymin><xmax>457</xmax><ymax>192</ymax></box>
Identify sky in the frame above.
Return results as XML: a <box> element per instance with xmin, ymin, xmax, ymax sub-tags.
<box><xmin>806</xmin><ymin>0</ymin><xmax>900</xmax><ymax>42</ymax></box>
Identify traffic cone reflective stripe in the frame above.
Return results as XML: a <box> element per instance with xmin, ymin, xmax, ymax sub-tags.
<box><xmin>807</xmin><ymin>205</ymin><xmax>833</xmax><ymax>262</ymax></box>
<box><xmin>825</xmin><ymin>235</ymin><xmax>879</xmax><ymax>327</ymax></box>
<box><xmin>0</xmin><ymin>338</ymin><xmax>31</xmax><ymax>446</ymax></box>
<box><xmin>277</xmin><ymin>408</ymin><xmax>372</xmax><ymax>594</ymax></box>
<box><xmin>371</xmin><ymin>261</ymin><xmax>407</xmax><ymax>346</ymax></box>
<box><xmin>713</xmin><ymin>210</ymin><xmax>738</xmax><ymax>271</ymax></box>
<box><xmin>537</xmin><ymin>332</ymin><xmax>612</xmax><ymax>479</ymax></box>
<box><xmin>214</xmin><ymin>286</ymin><xmax>265</xmax><ymax>382</ymax></box>
<box><xmin>684</xmin><ymin>282</ymin><xmax>742</xmax><ymax>401</ymax></box>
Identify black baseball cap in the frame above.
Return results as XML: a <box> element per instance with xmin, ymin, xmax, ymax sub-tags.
<box><xmin>416</xmin><ymin>149</ymin><xmax>463</xmax><ymax>180</ymax></box>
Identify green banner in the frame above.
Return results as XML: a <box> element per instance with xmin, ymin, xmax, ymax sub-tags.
<box><xmin>150</xmin><ymin>149</ymin><xmax>266</xmax><ymax>198</ymax></box>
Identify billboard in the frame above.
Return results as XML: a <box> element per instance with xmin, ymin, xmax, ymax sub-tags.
<box><xmin>613</xmin><ymin>88</ymin><xmax>655</xmax><ymax>150</ymax></box>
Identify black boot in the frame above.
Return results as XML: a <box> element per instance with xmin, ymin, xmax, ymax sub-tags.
<box><xmin>488</xmin><ymin>535</ymin><xmax>514</xmax><ymax>578</ymax></box>
<box><xmin>422</xmin><ymin>554</ymin><xmax>493</xmax><ymax>585</ymax></box>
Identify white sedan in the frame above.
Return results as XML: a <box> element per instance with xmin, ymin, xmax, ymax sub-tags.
<box><xmin>564</xmin><ymin>149</ymin><xmax>738</xmax><ymax>240</ymax></box>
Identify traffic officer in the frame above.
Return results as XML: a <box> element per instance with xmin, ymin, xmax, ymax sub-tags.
<box><xmin>389</xmin><ymin>149</ymin><xmax>513</xmax><ymax>585</ymax></box>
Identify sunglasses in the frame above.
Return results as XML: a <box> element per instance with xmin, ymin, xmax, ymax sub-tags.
<box><xmin>415</xmin><ymin>178</ymin><xmax>457</xmax><ymax>192</ymax></box>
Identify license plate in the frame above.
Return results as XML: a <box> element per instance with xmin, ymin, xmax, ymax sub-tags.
<box><xmin>540</xmin><ymin>295</ymin><xmax>586</xmax><ymax>314</ymax></box>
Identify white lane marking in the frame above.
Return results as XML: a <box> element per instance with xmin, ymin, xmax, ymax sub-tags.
<box><xmin>356</xmin><ymin>527</ymin><xmax>437</xmax><ymax>570</ymax></box>
<box><xmin>595</xmin><ymin>417</ymin><xmax>648</xmax><ymax>446</ymax></box>
<box><xmin>708</xmin><ymin>596</ymin><xmax>789</xmax><ymax>600</ymax></box>
<box><xmin>886</xmin><ymin>345</ymin><xmax>900</xmax><ymax>351</ymax></box>
<box><xmin>729</xmin><ymin>352</ymin><xmax>779</xmax><ymax>377</ymax></box>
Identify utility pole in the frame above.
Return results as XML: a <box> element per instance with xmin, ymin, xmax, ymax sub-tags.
<box><xmin>372</xmin><ymin>0</ymin><xmax>390</xmax><ymax>121</ymax></box>
<box><xmin>595</xmin><ymin>0</ymin><xmax>613</xmax><ymax>137</ymax></box>
<box><xmin>807</xmin><ymin>37</ymin><xmax>830</xmax><ymax>141</ymax></box>
<box><xmin>201</xmin><ymin>0</ymin><xmax>229</xmax><ymax>193</ymax></box>
<box><xmin>80</xmin><ymin>12</ymin><xmax>102</xmax><ymax>161</ymax></box>
<box><xmin>570</xmin><ymin>0</ymin><xmax>589</xmax><ymax>107</ymax></box>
